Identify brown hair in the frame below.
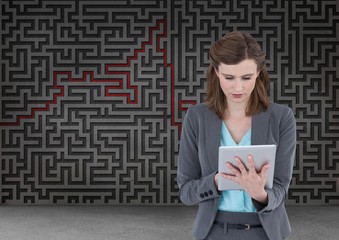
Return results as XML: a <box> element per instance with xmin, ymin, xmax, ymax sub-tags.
<box><xmin>205</xmin><ymin>31</ymin><xmax>270</xmax><ymax>119</ymax></box>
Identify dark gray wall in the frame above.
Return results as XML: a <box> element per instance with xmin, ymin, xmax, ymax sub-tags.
<box><xmin>0</xmin><ymin>0</ymin><xmax>338</xmax><ymax>204</ymax></box>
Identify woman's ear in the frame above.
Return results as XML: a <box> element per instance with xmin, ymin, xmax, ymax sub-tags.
<box><xmin>255</xmin><ymin>70</ymin><xmax>260</xmax><ymax>79</ymax></box>
<box><xmin>214</xmin><ymin>67</ymin><xmax>219</xmax><ymax>78</ymax></box>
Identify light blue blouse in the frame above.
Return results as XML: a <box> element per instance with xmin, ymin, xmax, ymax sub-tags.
<box><xmin>218</xmin><ymin>122</ymin><xmax>257</xmax><ymax>212</ymax></box>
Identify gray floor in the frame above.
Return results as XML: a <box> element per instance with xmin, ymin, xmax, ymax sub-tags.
<box><xmin>0</xmin><ymin>205</ymin><xmax>338</xmax><ymax>240</ymax></box>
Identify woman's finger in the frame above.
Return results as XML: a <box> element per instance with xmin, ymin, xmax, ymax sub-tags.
<box><xmin>235</xmin><ymin>157</ymin><xmax>247</xmax><ymax>174</ymax></box>
<box><xmin>247</xmin><ymin>155</ymin><xmax>256</xmax><ymax>174</ymax></box>
<box><xmin>226</xmin><ymin>162</ymin><xmax>240</xmax><ymax>176</ymax></box>
<box><xmin>221</xmin><ymin>173</ymin><xmax>240</xmax><ymax>184</ymax></box>
<box><xmin>259</xmin><ymin>164</ymin><xmax>270</xmax><ymax>180</ymax></box>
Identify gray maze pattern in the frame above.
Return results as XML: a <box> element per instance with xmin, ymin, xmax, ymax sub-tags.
<box><xmin>0</xmin><ymin>0</ymin><xmax>338</xmax><ymax>204</ymax></box>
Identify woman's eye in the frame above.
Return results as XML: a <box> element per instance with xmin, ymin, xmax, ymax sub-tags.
<box><xmin>225</xmin><ymin>77</ymin><xmax>233</xmax><ymax>80</ymax></box>
<box><xmin>242</xmin><ymin>77</ymin><xmax>251</xmax><ymax>80</ymax></box>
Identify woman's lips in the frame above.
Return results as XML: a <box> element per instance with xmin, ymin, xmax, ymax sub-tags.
<box><xmin>232</xmin><ymin>94</ymin><xmax>243</xmax><ymax>98</ymax></box>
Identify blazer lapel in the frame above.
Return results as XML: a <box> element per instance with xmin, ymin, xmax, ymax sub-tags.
<box><xmin>251</xmin><ymin>110</ymin><xmax>271</xmax><ymax>145</ymax></box>
<box><xmin>204</xmin><ymin>110</ymin><xmax>222</xmax><ymax>171</ymax></box>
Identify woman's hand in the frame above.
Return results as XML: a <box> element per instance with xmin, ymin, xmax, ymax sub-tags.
<box><xmin>220</xmin><ymin>155</ymin><xmax>270</xmax><ymax>204</ymax></box>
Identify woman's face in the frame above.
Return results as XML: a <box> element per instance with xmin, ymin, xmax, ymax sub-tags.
<box><xmin>215</xmin><ymin>59</ymin><xmax>259</xmax><ymax>106</ymax></box>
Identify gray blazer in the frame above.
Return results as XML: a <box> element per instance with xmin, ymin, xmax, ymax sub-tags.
<box><xmin>177</xmin><ymin>103</ymin><xmax>296</xmax><ymax>240</ymax></box>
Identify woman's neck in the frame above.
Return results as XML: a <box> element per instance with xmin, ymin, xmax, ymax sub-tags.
<box><xmin>225</xmin><ymin>102</ymin><xmax>248</xmax><ymax>119</ymax></box>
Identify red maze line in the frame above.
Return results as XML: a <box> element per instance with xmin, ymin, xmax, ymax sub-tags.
<box><xmin>0</xmin><ymin>19</ymin><xmax>196</xmax><ymax>129</ymax></box>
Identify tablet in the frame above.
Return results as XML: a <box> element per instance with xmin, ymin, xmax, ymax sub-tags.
<box><xmin>218</xmin><ymin>145</ymin><xmax>276</xmax><ymax>191</ymax></box>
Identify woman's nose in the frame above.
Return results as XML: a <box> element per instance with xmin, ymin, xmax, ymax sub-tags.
<box><xmin>233</xmin><ymin>79</ymin><xmax>243</xmax><ymax>91</ymax></box>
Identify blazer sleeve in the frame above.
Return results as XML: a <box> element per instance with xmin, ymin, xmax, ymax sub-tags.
<box><xmin>253</xmin><ymin>107</ymin><xmax>296</xmax><ymax>213</ymax></box>
<box><xmin>177</xmin><ymin>108</ymin><xmax>220</xmax><ymax>206</ymax></box>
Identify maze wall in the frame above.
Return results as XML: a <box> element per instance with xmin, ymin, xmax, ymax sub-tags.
<box><xmin>0</xmin><ymin>0</ymin><xmax>338</xmax><ymax>205</ymax></box>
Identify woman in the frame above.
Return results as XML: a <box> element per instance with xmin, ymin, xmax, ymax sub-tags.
<box><xmin>177</xmin><ymin>31</ymin><xmax>296</xmax><ymax>240</ymax></box>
